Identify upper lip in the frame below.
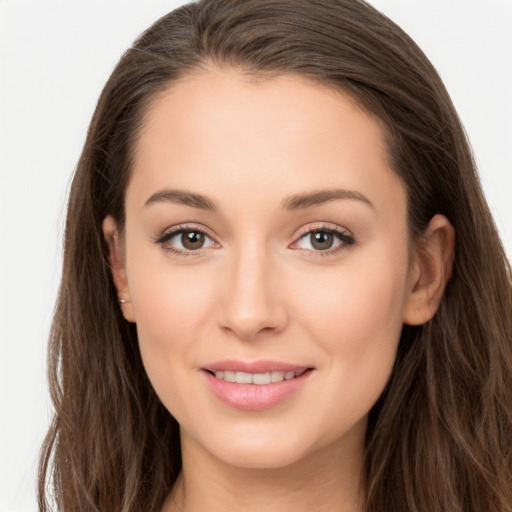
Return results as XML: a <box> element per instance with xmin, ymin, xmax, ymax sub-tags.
<box><xmin>202</xmin><ymin>359</ymin><xmax>311</xmax><ymax>374</ymax></box>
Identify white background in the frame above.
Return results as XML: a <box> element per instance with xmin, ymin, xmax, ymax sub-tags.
<box><xmin>0</xmin><ymin>1</ymin><xmax>511</xmax><ymax>510</ymax></box>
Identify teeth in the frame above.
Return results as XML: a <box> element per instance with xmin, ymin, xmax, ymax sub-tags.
<box><xmin>223</xmin><ymin>371</ymin><xmax>236</xmax><ymax>382</ymax></box>
<box><xmin>213</xmin><ymin>369</ymin><xmax>306</xmax><ymax>385</ymax></box>
<box><xmin>271</xmin><ymin>371</ymin><xmax>284</xmax><ymax>382</ymax></box>
<box><xmin>253</xmin><ymin>373</ymin><xmax>271</xmax><ymax>385</ymax></box>
<box><xmin>236</xmin><ymin>371</ymin><xmax>252</xmax><ymax>384</ymax></box>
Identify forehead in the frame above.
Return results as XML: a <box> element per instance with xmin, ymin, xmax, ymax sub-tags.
<box><xmin>128</xmin><ymin>68</ymin><xmax>405</xmax><ymax>216</ymax></box>
<box><xmin>137</xmin><ymin>69</ymin><xmax>384</xmax><ymax>156</ymax></box>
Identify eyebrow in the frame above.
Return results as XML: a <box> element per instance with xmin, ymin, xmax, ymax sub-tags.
<box><xmin>282</xmin><ymin>189</ymin><xmax>374</xmax><ymax>210</ymax></box>
<box><xmin>143</xmin><ymin>187</ymin><xmax>373</xmax><ymax>212</ymax></box>
<box><xmin>144</xmin><ymin>189</ymin><xmax>218</xmax><ymax>211</ymax></box>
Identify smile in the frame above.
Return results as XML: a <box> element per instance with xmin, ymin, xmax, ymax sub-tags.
<box><xmin>202</xmin><ymin>362</ymin><xmax>313</xmax><ymax>410</ymax></box>
<box><xmin>210</xmin><ymin>369</ymin><xmax>307</xmax><ymax>385</ymax></box>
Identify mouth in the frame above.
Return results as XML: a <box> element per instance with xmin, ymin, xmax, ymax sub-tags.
<box><xmin>204</xmin><ymin>368</ymin><xmax>309</xmax><ymax>385</ymax></box>
<box><xmin>201</xmin><ymin>361</ymin><xmax>314</xmax><ymax>410</ymax></box>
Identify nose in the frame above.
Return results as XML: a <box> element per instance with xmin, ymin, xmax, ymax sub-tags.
<box><xmin>217</xmin><ymin>244</ymin><xmax>288</xmax><ymax>340</ymax></box>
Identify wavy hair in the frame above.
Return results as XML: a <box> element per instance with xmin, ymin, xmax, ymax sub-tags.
<box><xmin>39</xmin><ymin>1</ymin><xmax>512</xmax><ymax>510</ymax></box>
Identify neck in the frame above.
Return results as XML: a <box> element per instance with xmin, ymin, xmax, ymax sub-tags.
<box><xmin>163</xmin><ymin>428</ymin><xmax>366</xmax><ymax>512</ymax></box>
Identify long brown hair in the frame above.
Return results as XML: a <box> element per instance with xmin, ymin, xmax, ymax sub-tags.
<box><xmin>39</xmin><ymin>1</ymin><xmax>512</xmax><ymax>510</ymax></box>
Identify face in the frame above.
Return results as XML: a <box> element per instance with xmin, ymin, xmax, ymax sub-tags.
<box><xmin>109</xmin><ymin>69</ymin><xmax>420</xmax><ymax>469</ymax></box>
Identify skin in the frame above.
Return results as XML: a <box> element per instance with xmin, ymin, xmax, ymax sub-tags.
<box><xmin>104</xmin><ymin>68</ymin><xmax>454</xmax><ymax>512</ymax></box>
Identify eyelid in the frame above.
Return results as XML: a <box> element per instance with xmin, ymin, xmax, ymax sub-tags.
<box><xmin>290</xmin><ymin>222</ymin><xmax>356</xmax><ymax>254</ymax></box>
<box><xmin>155</xmin><ymin>223</ymin><xmax>220</xmax><ymax>255</ymax></box>
<box><xmin>154</xmin><ymin>221</ymin><xmax>355</xmax><ymax>256</ymax></box>
<box><xmin>293</xmin><ymin>222</ymin><xmax>351</xmax><ymax>238</ymax></box>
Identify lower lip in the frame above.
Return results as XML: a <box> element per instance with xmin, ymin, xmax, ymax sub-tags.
<box><xmin>203</xmin><ymin>370</ymin><xmax>312</xmax><ymax>411</ymax></box>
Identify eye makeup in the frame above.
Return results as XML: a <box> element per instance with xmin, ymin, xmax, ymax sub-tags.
<box><xmin>154</xmin><ymin>221</ymin><xmax>356</xmax><ymax>258</ymax></box>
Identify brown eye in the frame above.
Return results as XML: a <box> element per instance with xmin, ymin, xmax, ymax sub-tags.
<box><xmin>157</xmin><ymin>227</ymin><xmax>216</xmax><ymax>254</ymax></box>
<box><xmin>182</xmin><ymin>231</ymin><xmax>205</xmax><ymax>250</ymax></box>
<box><xmin>310</xmin><ymin>231</ymin><xmax>334</xmax><ymax>250</ymax></box>
<box><xmin>292</xmin><ymin>226</ymin><xmax>355</xmax><ymax>254</ymax></box>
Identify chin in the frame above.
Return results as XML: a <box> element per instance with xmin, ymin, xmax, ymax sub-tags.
<box><xmin>210</xmin><ymin>438</ymin><xmax>312</xmax><ymax>470</ymax></box>
<box><xmin>185</xmin><ymin>419</ymin><xmax>340</xmax><ymax>470</ymax></box>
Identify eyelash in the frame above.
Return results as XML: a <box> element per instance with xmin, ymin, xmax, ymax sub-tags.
<box><xmin>292</xmin><ymin>224</ymin><xmax>356</xmax><ymax>257</ymax></box>
<box><xmin>155</xmin><ymin>224</ymin><xmax>218</xmax><ymax>256</ymax></box>
<box><xmin>155</xmin><ymin>223</ymin><xmax>356</xmax><ymax>257</ymax></box>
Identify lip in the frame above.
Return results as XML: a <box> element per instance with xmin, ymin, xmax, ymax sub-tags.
<box><xmin>202</xmin><ymin>359</ymin><xmax>309</xmax><ymax>374</ymax></box>
<box><xmin>201</xmin><ymin>359</ymin><xmax>313</xmax><ymax>411</ymax></box>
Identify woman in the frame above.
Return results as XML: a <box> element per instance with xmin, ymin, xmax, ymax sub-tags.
<box><xmin>38</xmin><ymin>0</ymin><xmax>512</xmax><ymax>511</ymax></box>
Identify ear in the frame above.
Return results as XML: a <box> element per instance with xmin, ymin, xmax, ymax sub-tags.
<box><xmin>403</xmin><ymin>214</ymin><xmax>455</xmax><ymax>326</ymax></box>
<box><xmin>102</xmin><ymin>216</ymin><xmax>136</xmax><ymax>322</ymax></box>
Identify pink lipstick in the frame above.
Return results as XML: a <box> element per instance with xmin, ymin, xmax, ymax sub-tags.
<box><xmin>201</xmin><ymin>359</ymin><xmax>313</xmax><ymax>411</ymax></box>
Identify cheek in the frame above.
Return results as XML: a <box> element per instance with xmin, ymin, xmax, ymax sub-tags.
<box><xmin>299</xmin><ymin>257</ymin><xmax>407</xmax><ymax>337</ymax></box>
<box><xmin>127</xmin><ymin>238</ymin><xmax>217</xmax><ymax>331</ymax></box>
<box><xmin>294</xmin><ymin>245</ymin><xmax>410</xmax><ymax>389</ymax></box>
<box><xmin>287</xmin><ymin>257</ymin><xmax>409</xmax><ymax>445</ymax></box>
<box><xmin>125</xmin><ymin>248</ymin><xmax>218</xmax><ymax>402</ymax></box>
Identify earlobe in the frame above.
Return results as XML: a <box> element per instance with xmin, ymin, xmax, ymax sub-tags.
<box><xmin>102</xmin><ymin>216</ymin><xmax>136</xmax><ymax>323</ymax></box>
<box><xmin>403</xmin><ymin>214</ymin><xmax>455</xmax><ymax>326</ymax></box>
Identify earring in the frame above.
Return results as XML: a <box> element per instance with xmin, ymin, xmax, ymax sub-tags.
<box><xmin>118</xmin><ymin>298</ymin><xmax>130</xmax><ymax>304</ymax></box>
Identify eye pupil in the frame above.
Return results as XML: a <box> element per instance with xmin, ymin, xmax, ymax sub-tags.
<box><xmin>182</xmin><ymin>231</ymin><xmax>205</xmax><ymax>250</ymax></box>
<box><xmin>310</xmin><ymin>231</ymin><xmax>334</xmax><ymax>250</ymax></box>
